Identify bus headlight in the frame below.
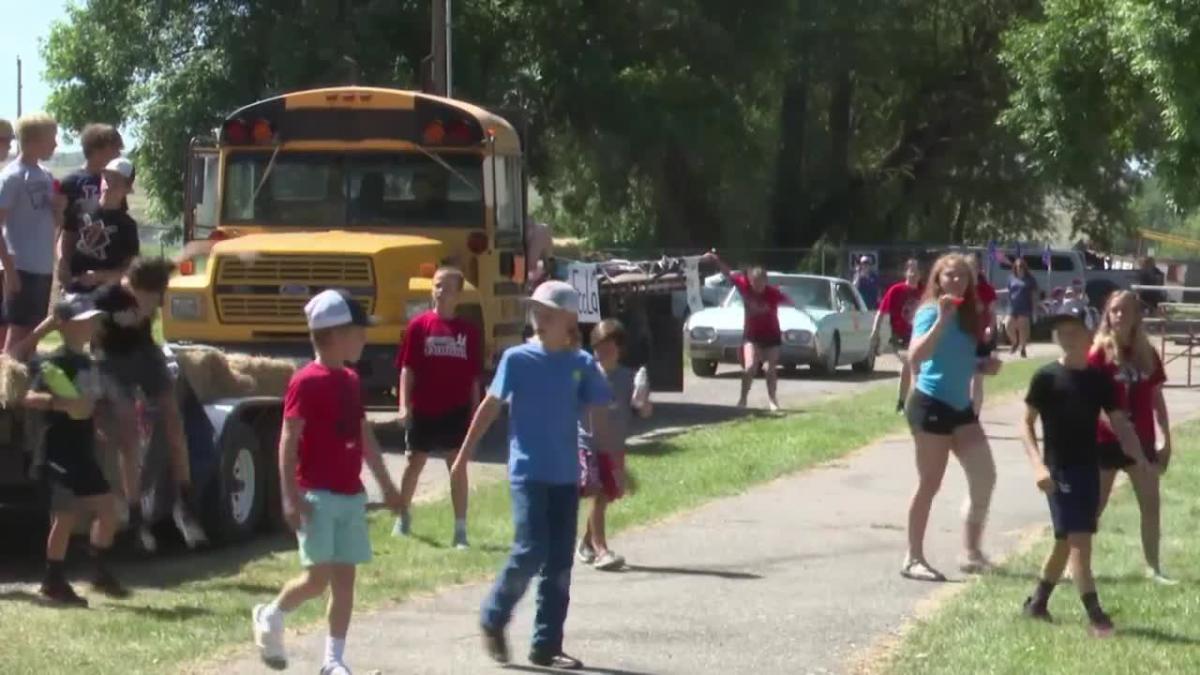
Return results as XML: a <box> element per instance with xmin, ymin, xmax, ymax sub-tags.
<box><xmin>169</xmin><ymin>294</ymin><xmax>204</xmax><ymax>321</ymax></box>
<box><xmin>784</xmin><ymin>329</ymin><xmax>813</xmax><ymax>346</ymax></box>
<box><xmin>689</xmin><ymin>326</ymin><xmax>717</xmax><ymax>343</ymax></box>
<box><xmin>405</xmin><ymin>299</ymin><xmax>431</xmax><ymax>321</ymax></box>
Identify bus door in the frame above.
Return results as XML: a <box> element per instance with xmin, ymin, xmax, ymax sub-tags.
<box><xmin>486</xmin><ymin>152</ymin><xmax>527</xmax><ymax>350</ymax></box>
<box><xmin>183</xmin><ymin>141</ymin><xmax>220</xmax><ymax>242</ymax></box>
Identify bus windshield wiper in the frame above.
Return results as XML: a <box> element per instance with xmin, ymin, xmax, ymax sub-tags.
<box><xmin>412</xmin><ymin>143</ymin><xmax>482</xmax><ymax>197</ymax></box>
<box><xmin>251</xmin><ymin>142</ymin><xmax>284</xmax><ymax>205</ymax></box>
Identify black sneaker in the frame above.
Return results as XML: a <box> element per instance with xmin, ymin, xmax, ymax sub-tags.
<box><xmin>92</xmin><ymin>568</ymin><xmax>131</xmax><ymax>599</ymax></box>
<box><xmin>1020</xmin><ymin>347</ymin><xmax>1028</xmax><ymax>358</ymax></box>
<box><xmin>895</xmin><ymin>399</ymin><xmax>905</xmax><ymax>414</ymax></box>
<box><xmin>39</xmin><ymin>577</ymin><xmax>89</xmax><ymax>608</ymax></box>
<box><xmin>529</xmin><ymin>650</ymin><xmax>583</xmax><ymax>670</ymax></box>
<box><xmin>1022</xmin><ymin>596</ymin><xmax>1052</xmax><ymax>622</ymax></box>
<box><xmin>481</xmin><ymin>624</ymin><xmax>509</xmax><ymax>664</ymax></box>
<box><xmin>1088</xmin><ymin>610</ymin><xmax>1115</xmax><ymax>638</ymax></box>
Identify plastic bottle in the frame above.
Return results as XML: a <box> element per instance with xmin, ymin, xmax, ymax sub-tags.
<box><xmin>633</xmin><ymin>366</ymin><xmax>650</xmax><ymax>406</ymax></box>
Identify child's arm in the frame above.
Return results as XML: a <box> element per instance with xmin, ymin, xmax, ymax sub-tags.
<box><xmin>397</xmin><ymin>366</ymin><xmax>414</xmax><ymax>423</ymax></box>
<box><xmin>277</xmin><ymin>417</ymin><xmax>309</xmax><ymax>530</ymax></box>
<box><xmin>1020</xmin><ymin>405</ymin><xmax>1053</xmax><ymax>494</ymax></box>
<box><xmin>450</xmin><ymin>395</ymin><xmax>503</xmax><ymax>477</ymax></box>
<box><xmin>1153</xmin><ymin>387</ymin><xmax>1172</xmax><ymax>473</ymax></box>
<box><xmin>7</xmin><ymin>315</ymin><xmax>59</xmax><ymax>362</ymax></box>
<box><xmin>1104</xmin><ymin>410</ymin><xmax>1150</xmax><ymax>470</ymax></box>
<box><xmin>362</xmin><ymin>420</ymin><xmax>402</xmax><ymax>510</ymax></box>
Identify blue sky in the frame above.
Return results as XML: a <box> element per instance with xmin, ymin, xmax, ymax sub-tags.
<box><xmin>0</xmin><ymin>1</ymin><xmax>78</xmax><ymax>149</ymax></box>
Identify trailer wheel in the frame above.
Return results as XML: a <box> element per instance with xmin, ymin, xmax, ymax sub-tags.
<box><xmin>690</xmin><ymin>359</ymin><xmax>718</xmax><ymax>378</ymax></box>
<box><xmin>203</xmin><ymin>418</ymin><xmax>265</xmax><ymax>544</ymax></box>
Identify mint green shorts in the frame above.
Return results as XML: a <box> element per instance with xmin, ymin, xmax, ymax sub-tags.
<box><xmin>297</xmin><ymin>490</ymin><xmax>372</xmax><ymax>567</ymax></box>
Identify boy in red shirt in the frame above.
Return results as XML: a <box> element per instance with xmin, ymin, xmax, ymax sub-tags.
<box><xmin>871</xmin><ymin>258</ymin><xmax>923</xmax><ymax>412</ymax></box>
<box><xmin>972</xmin><ymin>255</ymin><xmax>999</xmax><ymax>414</ymax></box>
<box><xmin>393</xmin><ymin>267</ymin><xmax>482</xmax><ymax>548</ymax></box>
<box><xmin>253</xmin><ymin>290</ymin><xmax>403</xmax><ymax>674</ymax></box>
<box><xmin>703</xmin><ymin>251</ymin><xmax>789</xmax><ymax>411</ymax></box>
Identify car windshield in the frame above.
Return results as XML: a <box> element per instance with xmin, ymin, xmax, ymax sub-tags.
<box><xmin>222</xmin><ymin>151</ymin><xmax>484</xmax><ymax>228</ymax></box>
<box><xmin>723</xmin><ymin>278</ymin><xmax>831</xmax><ymax>310</ymax></box>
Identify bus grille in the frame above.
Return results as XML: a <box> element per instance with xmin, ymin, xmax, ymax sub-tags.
<box><xmin>217</xmin><ymin>296</ymin><xmax>375</xmax><ymax>324</ymax></box>
<box><xmin>217</xmin><ymin>255</ymin><xmax>374</xmax><ymax>285</ymax></box>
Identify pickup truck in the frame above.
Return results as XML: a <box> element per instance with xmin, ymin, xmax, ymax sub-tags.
<box><xmin>983</xmin><ymin>247</ymin><xmax>1137</xmax><ymax>312</ymax></box>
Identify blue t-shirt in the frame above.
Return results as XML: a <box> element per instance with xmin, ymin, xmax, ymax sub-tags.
<box><xmin>855</xmin><ymin>272</ymin><xmax>881</xmax><ymax>309</ymax></box>
<box><xmin>0</xmin><ymin>158</ymin><xmax>58</xmax><ymax>274</ymax></box>
<box><xmin>489</xmin><ymin>343</ymin><xmax>614</xmax><ymax>485</ymax></box>
<box><xmin>913</xmin><ymin>305</ymin><xmax>976</xmax><ymax>410</ymax></box>
<box><xmin>1008</xmin><ymin>275</ymin><xmax>1038</xmax><ymax>316</ymax></box>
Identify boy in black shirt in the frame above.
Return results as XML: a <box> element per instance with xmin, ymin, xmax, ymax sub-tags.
<box><xmin>59</xmin><ymin>124</ymin><xmax>125</xmax><ymax>288</ymax></box>
<box><xmin>25</xmin><ymin>294</ymin><xmax>128</xmax><ymax>606</ymax></box>
<box><xmin>94</xmin><ymin>257</ymin><xmax>208</xmax><ymax>552</ymax></box>
<box><xmin>66</xmin><ymin>157</ymin><xmax>140</xmax><ymax>292</ymax></box>
<box><xmin>1021</xmin><ymin>305</ymin><xmax>1148</xmax><ymax>637</ymax></box>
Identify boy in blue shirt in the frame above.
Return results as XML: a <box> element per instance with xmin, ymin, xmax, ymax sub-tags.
<box><xmin>452</xmin><ymin>280</ymin><xmax>615</xmax><ymax>671</ymax></box>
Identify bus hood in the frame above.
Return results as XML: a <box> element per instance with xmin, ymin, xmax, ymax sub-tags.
<box><xmin>212</xmin><ymin>230</ymin><xmax>444</xmax><ymax>256</ymax></box>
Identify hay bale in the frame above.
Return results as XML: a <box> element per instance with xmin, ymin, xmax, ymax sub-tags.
<box><xmin>174</xmin><ymin>347</ymin><xmax>255</xmax><ymax>403</ymax></box>
<box><xmin>225</xmin><ymin>353</ymin><xmax>298</xmax><ymax>398</ymax></box>
<box><xmin>0</xmin><ymin>354</ymin><xmax>30</xmax><ymax>409</ymax></box>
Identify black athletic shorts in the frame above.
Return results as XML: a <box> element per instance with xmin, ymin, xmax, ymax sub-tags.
<box><xmin>99</xmin><ymin>344</ymin><xmax>172</xmax><ymax>401</ymax></box>
<box><xmin>747</xmin><ymin>334</ymin><xmax>782</xmax><ymax>350</ymax></box>
<box><xmin>0</xmin><ymin>271</ymin><xmax>52</xmax><ymax>327</ymax></box>
<box><xmin>44</xmin><ymin>446</ymin><xmax>109</xmax><ymax>500</ymax></box>
<box><xmin>1046</xmin><ymin>464</ymin><xmax>1101</xmax><ymax>539</ymax></box>
<box><xmin>406</xmin><ymin>406</ymin><xmax>471</xmax><ymax>455</ymax></box>
<box><xmin>976</xmin><ymin>333</ymin><xmax>998</xmax><ymax>358</ymax></box>
<box><xmin>906</xmin><ymin>391</ymin><xmax>978</xmax><ymax>436</ymax></box>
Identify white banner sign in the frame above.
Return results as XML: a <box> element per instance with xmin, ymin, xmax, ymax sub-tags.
<box><xmin>684</xmin><ymin>256</ymin><xmax>704</xmax><ymax>313</ymax></box>
<box><xmin>566</xmin><ymin>262</ymin><xmax>602</xmax><ymax>322</ymax></box>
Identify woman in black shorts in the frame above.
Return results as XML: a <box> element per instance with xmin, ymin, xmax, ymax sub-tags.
<box><xmin>902</xmin><ymin>253</ymin><xmax>1002</xmax><ymax>581</ymax></box>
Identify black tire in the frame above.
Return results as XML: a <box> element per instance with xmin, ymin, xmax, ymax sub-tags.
<box><xmin>202</xmin><ymin>417</ymin><xmax>265</xmax><ymax>544</ymax></box>
<box><xmin>851</xmin><ymin>345</ymin><xmax>876</xmax><ymax>373</ymax></box>
<box><xmin>690</xmin><ymin>358</ymin><xmax>718</xmax><ymax>378</ymax></box>
<box><xmin>811</xmin><ymin>334</ymin><xmax>840</xmax><ymax>376</ymax></box>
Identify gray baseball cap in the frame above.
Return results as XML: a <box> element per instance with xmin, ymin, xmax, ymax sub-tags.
<box><xmin>525</xmin><ymin>280</ymin><xmax>580</xmax><ymax>314</ymax></box>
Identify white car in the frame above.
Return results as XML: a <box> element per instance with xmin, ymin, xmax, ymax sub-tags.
<box><xmin>685</xmin><ymin>274</ymin><xmax>888</xmax><ymax>377</ymax></box>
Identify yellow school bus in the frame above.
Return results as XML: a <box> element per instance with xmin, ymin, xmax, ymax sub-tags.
<box><xmin>164</xmin><ymin>87</ymin><xmax>529</xmax><ymax>394</ymax></box>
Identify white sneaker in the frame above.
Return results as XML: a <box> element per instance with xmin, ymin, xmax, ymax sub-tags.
<box><xmin>576</xmin><ymin>539</ymin><xmax>596</xmax><ymax>565</ymax></box>
<box><xmin>252</xmin><ymin>604</ymin><xmax>287</xmax><ymax>669</ymax></box>
<box><xmin>138</xmin><ymin>526</ymin><xmax>158</xmax><ymax>554</ymax></box>
<box><xmin>1147</xmin><ymin>568</ymin><xmax>1180</xmax><ymax>586</ymax></box>
<box><xmin>320</xmin><ymin>659</ymin><xmax>352</xmax><ymax>675</ymax></box>
<box><xmin>767</xmin><ymin>400</ymin><xmax>781</xmax><ymax>413</ymax></box>
<box><xmin>173</xmin><ymin>502</ymin><xmax>209</xmax><ymax>549</ymax></box>
<box><xmin>453</xmin><ymin>530</ymin><xmax>470</xmax><ymax>550</ymax></box>
<box><xmin>593</xmin><ymin>550</ymin><xmax>626</xmax><ymax>571</ymax></box>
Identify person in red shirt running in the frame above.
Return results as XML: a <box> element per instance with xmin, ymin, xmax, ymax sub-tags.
<box><xmin>1088</xmin><ymin>290</ymin><xmax>1175</xmax><ymax>584</ymax></box>
<box><xmin>871</xmin><ymin>258</ymin><xmax>923</xmax><ymax>413</ymax></box>
<box><xmin>252</xmin><ymin>290</ymin><xmax>403</xmax><ymax>673</ymax></box>
<box><xmin>392</xmin><ymin>267</ymin><xmax>482</xmax><ymax>548</ymax></box>
<box><xmin>703</xmin><ymin>251</ymin><xmax>789</xmax><ymax>411</ymax></box>
<box><xmin>971</xmin><ymin>255</ymin><xmax>998</xmax><ymax>415</ymax></box>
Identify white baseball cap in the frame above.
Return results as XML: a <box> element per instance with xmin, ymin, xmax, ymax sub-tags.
<box><xmin>304</xmin><ymin>290</ymin><xmax>375</xmax><ymax>330</ymax></box>
<box><xmin>103</xmin><ymin>157</ymin><xmax>136</xmax><ymax>192</ymax></box>
<box><xmin>54</xmin><ymin>292</ymin><xmax>104</xmax><ymax>322</ymax></box>
<box><xmin>525</xmin><ymin>280</ymin><xmax>579</xmax><ymax>314</ymax></box>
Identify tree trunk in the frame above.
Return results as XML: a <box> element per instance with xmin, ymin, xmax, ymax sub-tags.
<box><xmin>770</xmin><ymin>73</ymin><xmax>809</xmax><ymax>249</ymax></box>
<box><xmin>828</xmin><ymin>64</ymin><xmax>853</xmax><ymax>238</ymax></box>
<box><xmin>655</xmin><ymin>142</ymin><xmax>721</xmax><ymax>248</ymax></box>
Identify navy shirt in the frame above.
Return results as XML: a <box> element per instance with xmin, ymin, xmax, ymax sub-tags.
<box><xmin>1008</xmin><ymin>274</ymin><xmax>1038</xmax><ymax>316</ymax></box>
<box><xmin>855</xmin><ymin>272</ymin><xmax>881</xmax><ymax>310</ymax></box>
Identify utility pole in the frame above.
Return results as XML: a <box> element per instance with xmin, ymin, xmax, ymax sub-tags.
<box><xmin>430</xmin><ymin>0</ymin><xmax>451</xmax><ymax>96</ymax></box>
<box><xmin>16</xmin><ymin>56</ymin><xmax>22</xmax><ymax>117</ymax></box>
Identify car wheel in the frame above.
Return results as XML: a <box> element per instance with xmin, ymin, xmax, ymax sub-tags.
<box><xmin>202</xmin><ymin>417</ymin><xmax>265</xmax><ymax>544</ymax></box>
<box><xmin>811</xmin><ymin>334</ymin><xmax>840</xmax><ymax>376</ymax></box>
<box><xmin>691</xmin><ymin>359</ymin><xmax>718</xmax><ymax>378</ymax></box>
<box><xmin>852</xmin><ymin>345</ymin><xmax>876</xmax><ymax>373</ymax></box>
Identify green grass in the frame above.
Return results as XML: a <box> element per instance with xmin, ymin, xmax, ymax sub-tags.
<box><xmin>883</xmin><ymin>420</ymin><xmax>1200</xmax><ymax>675</ymax></box>
<box><xmin>0</xmin><ymin>359</ymin><xmax>1049</xmax><ymax>674</ymax></box>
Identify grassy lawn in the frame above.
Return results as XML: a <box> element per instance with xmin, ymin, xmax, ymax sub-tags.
<box><xmin>882</xmin><ymin>419</ymin><xmax>1200</xmax><ymax>675</ymax></box>
<box><xmin>0</xmin><ymin>358</ymin><xmax>1049</xmax><ymax>674</ymax></box>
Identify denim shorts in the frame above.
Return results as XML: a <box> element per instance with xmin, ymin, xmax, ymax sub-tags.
<box><xmin>297</xmin><ymin>490</ymin><xmax>372</xmax><ymax>567</ymax></box>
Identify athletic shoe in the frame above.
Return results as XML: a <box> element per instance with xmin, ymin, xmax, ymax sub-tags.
<box><xmin>39</xmin><ymin>576</ymin><xmax>88</xmax><ymax>608</ymax></box>
<box><xmin>767</xmin><ymin>400</ymin><xmax>781</xmax><ymax>413</ymax></box>
<box><xmin>252</xmin><ymin>603</ymin><xmax>287</xmax><ymax>669</ymax></box>
<box><xmin>529</xmin><ymin>650</ymin><xmax>584</xmax><ymax>670</ymax></box>
<box><xmin>137</xmin><ymin>525</ymin><xmax>159</xmax><ymax>554</ymax></box>
<box><xmin>593</xmin><ymin>551</ymin><xmax>626</xmax><ymax>572</ymax></box>
<box><xmin>576</xmin><ymin>539</ymin><xmax>596</xmax><ymax>565</ymax></box>
<box><xmin>1088</xmin><ymin>611</ymin><xmax>1115</xmax><ymax>638</ymax></box>
<box><xmin>1020</xmin><ymin>347</ymin><xmax>1028</xmax><ymax>358</ymax></box>
<box><xmin>320</xmin><ymin>660</ymin><xmax>352</xmax><ymax>675</ymax></box>
<box><xmin>481</xmin><ymin>624</ymin><xmax>510</xmax><ymax>664</ymax></box>
<box><xmin>392</xmin><ymin>511</ymin><xmax>412</xmax><ymax>537</ymax></box>
<box><xmin>895</xmin><ymin>399</ymin><xmax>905</xmax><ymax>414</ymax></box>
<box><xmin>1021</xmin><ymin>596</ymin><xmax>1052</xmax><ymax>622</ymax></box>
<box><xmin>91</xmin><ymin>568</ymin><xmax>131</xmax><ymax>599</ymax></box>
<box><xmin>453</xmin><ymin>530</ymin><xmax>470</xmax><ymax>550</ymax></box>
<box><xmin>173</xmin><ymin>501</ymin><xmax>209</xmax><ymax>549</ymax></box>
<box><xmin>1147</xmin><ymin>568</ymin><xmax>1180</xmax><ymax>586</ymax></box>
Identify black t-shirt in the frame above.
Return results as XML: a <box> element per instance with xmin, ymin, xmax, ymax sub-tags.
<box><xmin>69</xmin><ymin>207</ymin><xmax>140</xmax><ymax>278</ymax></box>
<box><xmin>32</xmin><ymin>347</ymin><xmax>97</xmax><ymax>458</ymax></box>
<box><xmin>94</xmin><ymin>283</ymin><xmax>155</xmax><ymax>355</ymax></box>
<box><xmin>61</xmin><ymin>168</ymin><xmax>128</xmax><ymax>234</ymax></box>
<box><xmin>1025</xmin><ymin>361</ymin><xmax>1118</xmax><ymax>467</ymax></box>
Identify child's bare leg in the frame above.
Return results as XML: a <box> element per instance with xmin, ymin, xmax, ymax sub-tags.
<box><xmin>46</xmin><ymin>511</ymin><xmax>76</xmax><ymax>563</ymax></box>
<box><xmin>1025</xmin><ymin>539</ymin><xmax>1069</xmax><ymax>616</ymax></box>
<box><xmin>324</xmin><ymin>564</ymin><xmax>356</xmax><ymax>666</ymax></box>
<box><xmin>87</xmin><ymin>494</ymin><xmax>119</xmax><ymax>549</ymax></box>
<box><xmin>274</xmin><ymin>564</ymin><xmax>334</xmax><ymax>613</ymax></box>
<box><xmin>589</xmin><ymin>496</ymin><xmax>610</xmax><ymax>554</ymax></box>
<box><xmin>1067</xmin><ymin>534</ymin><xmax>1096</xmax><ymax>595</ymax></box>
<box><xmin>397</xmin><ymin>453</ymin><xmax>427</xmax><ymax>513</ymax></box>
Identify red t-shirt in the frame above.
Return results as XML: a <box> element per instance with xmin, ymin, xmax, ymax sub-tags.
<box><xmin>976</xmin><ymin>276</ymin><xmax>997</xmax><ymax>310</ymax></box>
<box><xmin>1087</xmin><ymin>346</ymin><xmax>1165</xmax><ymax>450</ymax></box>
<box><xmin>395</xmin><ymin>310</ymin><xmax>482</xmax><ymax>416</ymax></box>
<box><xmin>731</xmin><ymin>273</ymin><xmax>788</xmax><ymax>342</ymax></box>
<box><xmin>283</xmin><ymin>362</ymin><xmax>365</xmax><ymax>495</ymax></box>
<box><xmin>878</xmin><ymin>282</ymin><xmax>922</xmax><ymax>340</ymax></box>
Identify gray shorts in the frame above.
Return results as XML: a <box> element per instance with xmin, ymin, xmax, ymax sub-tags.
<box><xmin>0</xmin><ymin>271</ymin><xmax>52</xmax><ymax>327</ymax></box>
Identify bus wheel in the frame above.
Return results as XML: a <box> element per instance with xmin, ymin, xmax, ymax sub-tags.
<box><xmin>202</xmin><ymin>418</ymin><xmax>265</xmax><ymax>544</ymax></box>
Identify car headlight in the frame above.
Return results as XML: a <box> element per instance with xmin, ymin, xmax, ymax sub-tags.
<box><xmin>689</xmin><ymin>326</ymin><xmax>717</xmax><ymax>343</ymax></box>
<box><xmin>784</xmin><ymin>329</ymin><xmax>813</xmax><ymax>346</ymax></box>
<box><xmin>169</xmin><ymin>294</ymin><xmax>204</xmax><ymax>321</ymax></box>
<box><xmin>405</xmin><ymin>299</ymin><xmax>431</xmax><ymax>321</ymax></box>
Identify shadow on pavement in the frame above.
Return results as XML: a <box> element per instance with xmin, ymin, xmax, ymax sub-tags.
<box><xmin>504</xmin><ymin>665</ymin><xmax>659</xmax><ymax>675</ymax></box>
<box><xmin>622</xmin><ymin>564</ymin><xmax>762</xmax><ymax>580</ymax></box>
<box><xmin>1119</xmin><ymin>626</ymin><xmax>1200</xmax><ymax>645</ymax></box>
<box><xmin>707</xmin><ymin>368</ymin><xmax>899</xmax><ymax>384</ymax></box>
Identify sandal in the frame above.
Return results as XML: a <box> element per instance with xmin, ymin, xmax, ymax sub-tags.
<box><xmin>900</xmin><ymin>557</ymin><xmax>947</xmax><ymax>582</ymax></box>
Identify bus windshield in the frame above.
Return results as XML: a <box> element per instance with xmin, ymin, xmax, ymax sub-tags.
<box><xmin>222</xmin><ymin>151</ymin><xmax>484</xmax><ymax>228</ymax></box>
